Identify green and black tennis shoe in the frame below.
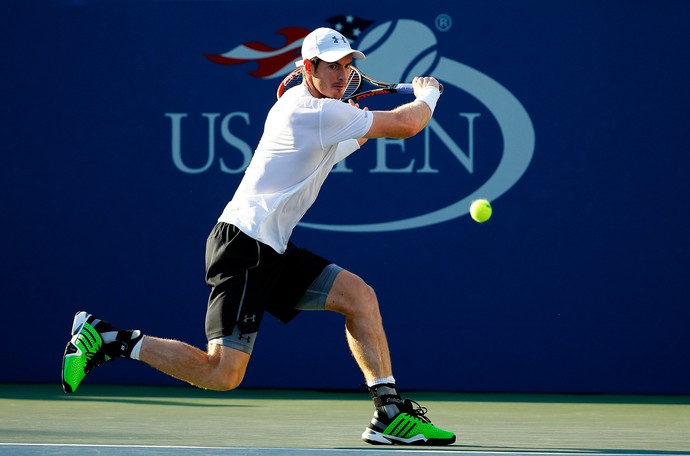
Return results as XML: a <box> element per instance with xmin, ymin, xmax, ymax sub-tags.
<box><xmin>61</xmin><ymin>311</ymin><xmax>114</xmax><ymax>393</ymax></box>
<box><xmin>361</xmin><ymin>399</ymin><xmax>456</xmax><ymax>445</ymax></box>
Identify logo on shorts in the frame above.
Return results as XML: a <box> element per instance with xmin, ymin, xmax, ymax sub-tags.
<box><xmin>243</xmin><ymin>314</ymin><xmax>257</xmax><ymax>323</ymax></box>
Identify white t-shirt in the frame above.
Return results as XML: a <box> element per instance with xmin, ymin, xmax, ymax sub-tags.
<box><xmin>218</xmin><ymin>85</ymin><xmax>374</xmax><ymax>253</ymax></box>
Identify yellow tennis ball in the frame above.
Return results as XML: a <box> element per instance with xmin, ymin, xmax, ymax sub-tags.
<box><xmin>470</xmin><ymin>199</ymin><xmax>492</xmax><ymax>223</ymax></box>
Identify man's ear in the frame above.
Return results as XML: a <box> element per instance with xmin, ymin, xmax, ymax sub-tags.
<box><xmin>302</xmin><ymin>59</ymin><xmax>313</xmax><ymax>75</ymax></box>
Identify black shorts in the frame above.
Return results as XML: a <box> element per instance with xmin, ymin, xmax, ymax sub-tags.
<box><xmin>204</xmin><ymin>222</ymin><xmax>331</xmax><ymax>347</ymax></box>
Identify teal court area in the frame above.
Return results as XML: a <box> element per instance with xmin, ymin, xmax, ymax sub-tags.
<box><xmin>1</xmin><ymin>385</ymin><xmax>688</xmax><ymax>455</ymax></box>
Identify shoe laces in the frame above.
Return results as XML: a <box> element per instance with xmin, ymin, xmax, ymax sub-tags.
<box><xmin>400</xmin><ymin>399</ymin><xmax>431</xmax><ymax>423</ymax></box>
<box><xmin>76</xmin><ymin>331</ymin><xmax>112</xmax><ymax>373</ymax></box>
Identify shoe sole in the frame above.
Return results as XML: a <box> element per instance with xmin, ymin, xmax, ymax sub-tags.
<box><xmin>362</xmin><ymin>428</ymin><xmax>456</xmax><ymax>446</ymax></box>
<box><xmin>61</xmin><ymin>311</ymin><xmax>94</xmax><ymax>394</ymax></box>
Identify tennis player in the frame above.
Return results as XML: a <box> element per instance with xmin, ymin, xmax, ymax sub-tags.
<box><xmin>62</xmin><ymin>27</ymin><xmax>453</xmax><ymax>446</ymax></box>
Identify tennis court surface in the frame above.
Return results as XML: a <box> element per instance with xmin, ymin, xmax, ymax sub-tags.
<box><xmin>1</xmin><ymin>385</ymin><xmax>688</xmax><ymax>455</ymax></box>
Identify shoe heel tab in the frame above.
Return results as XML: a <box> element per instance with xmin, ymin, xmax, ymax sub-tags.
<box><xmin>71</xmin><ymin>311</ymin><xmax>89</xmax><ymax>334</ymax></box>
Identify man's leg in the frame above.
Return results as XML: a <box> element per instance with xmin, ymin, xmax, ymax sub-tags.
<box><xmin>324</xmin><ymin>270</ymin><xmax>456</xmax><ymax>446</ymax></box>
<box><xmin>62</xmin><ymin>311</ymin><xmax>249</xmax><ymax>393</ymax></box>
<box><xmin>138</xmin><ymin>337</ymin><xmax>249</xmax><ymax>391</ymax></box>
<box><xmin>324</xmin><ymin>269</ymin><xmax>392</xmax><ymax>381</ymax></box>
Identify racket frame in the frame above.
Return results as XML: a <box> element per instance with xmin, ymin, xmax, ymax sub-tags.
<box><xmin>276</xmin><ymin>66</ymin><xmax>440</xmax><ymax>102</ymax></box>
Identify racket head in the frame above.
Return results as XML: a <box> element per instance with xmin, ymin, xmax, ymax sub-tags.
<box><xmin>341</xmin><ymin>67</ymin><xmax>363</xmax><ymax>100</ymax></box>
<box><xmin>277</xmin><ymin>65</ymin><xmax>363</xmax><ymax>100</ymax></box>
<box><xmin>276</xmin><ymin>67</ymin><xmax>304</xmax><ymax>99</ymax></box>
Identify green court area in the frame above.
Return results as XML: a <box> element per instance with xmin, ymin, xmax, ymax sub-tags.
<box><xmin>1</xmin><ymin>384</ymin><xmax>689</xmax><ymax>454</ymax></box>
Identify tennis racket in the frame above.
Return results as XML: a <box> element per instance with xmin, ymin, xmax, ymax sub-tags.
<box><xmin>276</xmin><ymin>66</ymin><xmax>443</xmax><ymax>102</ymax></box>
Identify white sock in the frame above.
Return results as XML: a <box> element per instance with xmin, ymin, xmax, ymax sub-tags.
<box><xmin>129</xmin><ymin>334</ymin><xmax>144</xmax><ymax>360</ymax></box>
<box><xmin>367</xmin><ymin>376</ymin><xmax>396</xmax><ymax>387</ymax></box>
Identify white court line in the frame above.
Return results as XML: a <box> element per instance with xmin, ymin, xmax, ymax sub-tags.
<box><xmin>1</xmin><ymin>443</ymin><xmax>687</xmax><ymax>456</ymax></box>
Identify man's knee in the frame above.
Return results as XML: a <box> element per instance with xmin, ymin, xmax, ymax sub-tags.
<box><xmin>213</xmin><ymin>367</ymin><xmax>245</xmax><ymax>391</ymax></box>
<box><xmin>208</xmin><ymin>344</ymin><xmax>250</xmax><ymax>391</ymax></box>
<box><xmin>327</xmin><ymin>270</ymin><xmax>380</xmax><ymax>316</ymax></box>
<box><xmin>356</xmin><ymin>281</ymin><xmax>379</xmax><ymax>312</ymax></box>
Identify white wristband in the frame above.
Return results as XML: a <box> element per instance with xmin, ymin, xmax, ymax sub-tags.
<box><xmin>416</xmin><ymin>86</ymin><xmax>441</xmax><ymax>114</ymax></box>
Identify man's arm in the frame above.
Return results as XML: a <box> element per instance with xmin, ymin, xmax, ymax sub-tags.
<box><xmin>364</xmin><ymin>77</ymin><xmax>441</xmax><ymax>139</ymax></box>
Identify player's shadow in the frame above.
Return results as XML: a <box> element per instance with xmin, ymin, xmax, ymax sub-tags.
<box><xmin>58</xmin><ymin>395</ymin><xmax>254</xmax><ymax>407</ymax></box>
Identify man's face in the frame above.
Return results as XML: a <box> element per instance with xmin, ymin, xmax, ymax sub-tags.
<box><xmin>310</xmin><ymin>56</ymin><xmax>353</xmax><ymax>99</ymax></box>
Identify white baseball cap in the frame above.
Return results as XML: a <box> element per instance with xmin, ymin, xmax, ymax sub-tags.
<box><xmin>299</xmin><ymin>27</ymin><xmax>366</xmax><ymax>64</ymax></box>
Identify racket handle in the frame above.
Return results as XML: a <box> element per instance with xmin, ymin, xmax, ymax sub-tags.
<box><xmin>395</xmin><ymin>84</ymin><xmax>415</xmax><ymax>94</ymax></box>
<box><xmin>395</xmin><ymin>83</ymin><xmax>445</xmax><ymax>94</ymax></box>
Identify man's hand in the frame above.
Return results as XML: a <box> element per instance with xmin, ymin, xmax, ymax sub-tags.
<box><xmin>412</xmin><ymin>76</ymin><xmax>441</xmax><ymax>97</ymax></box>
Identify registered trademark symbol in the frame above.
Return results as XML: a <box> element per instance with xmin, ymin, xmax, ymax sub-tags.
<box><xmin>435</xmin><ymin>14</ymin><xmax>452</xmax><ymax>32</ymax></box>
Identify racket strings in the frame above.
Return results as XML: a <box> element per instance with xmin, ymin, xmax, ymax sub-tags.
<box><xmin>341</xmin><ymin>69</ymin><xmax>361</xmax><ymax>101</ymax></box>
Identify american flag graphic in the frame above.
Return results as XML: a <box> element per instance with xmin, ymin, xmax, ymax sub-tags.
<box><xmin>325</xmin><ymin>15</ymin><xmax>375</xmax><ymax>41</ymax></box>
<box><xmin>205</xmin><ymin>27</ymin><xmax>309</xmax><ymax>79</ymax></box>
<box><xmin>205</xmin><ymin>16</ymin><xmax>375</xmax><ymax>79</ymax></box>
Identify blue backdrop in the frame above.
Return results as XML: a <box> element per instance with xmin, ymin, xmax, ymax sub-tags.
<box><xmin>2</xmin><ymin>0</ymin><xmax>689</xmax><ymax>394</ymax></box>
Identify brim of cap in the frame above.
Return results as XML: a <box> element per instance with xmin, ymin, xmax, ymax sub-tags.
<box><xmin>294</xmin><ymin>49</ymin><xmax>366</xmax><ymax>67</ymax></box>
<box><xmin>315</xmin><ymin>49</ymin><xmax>366</xmax><ymax>63</ymax></box>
